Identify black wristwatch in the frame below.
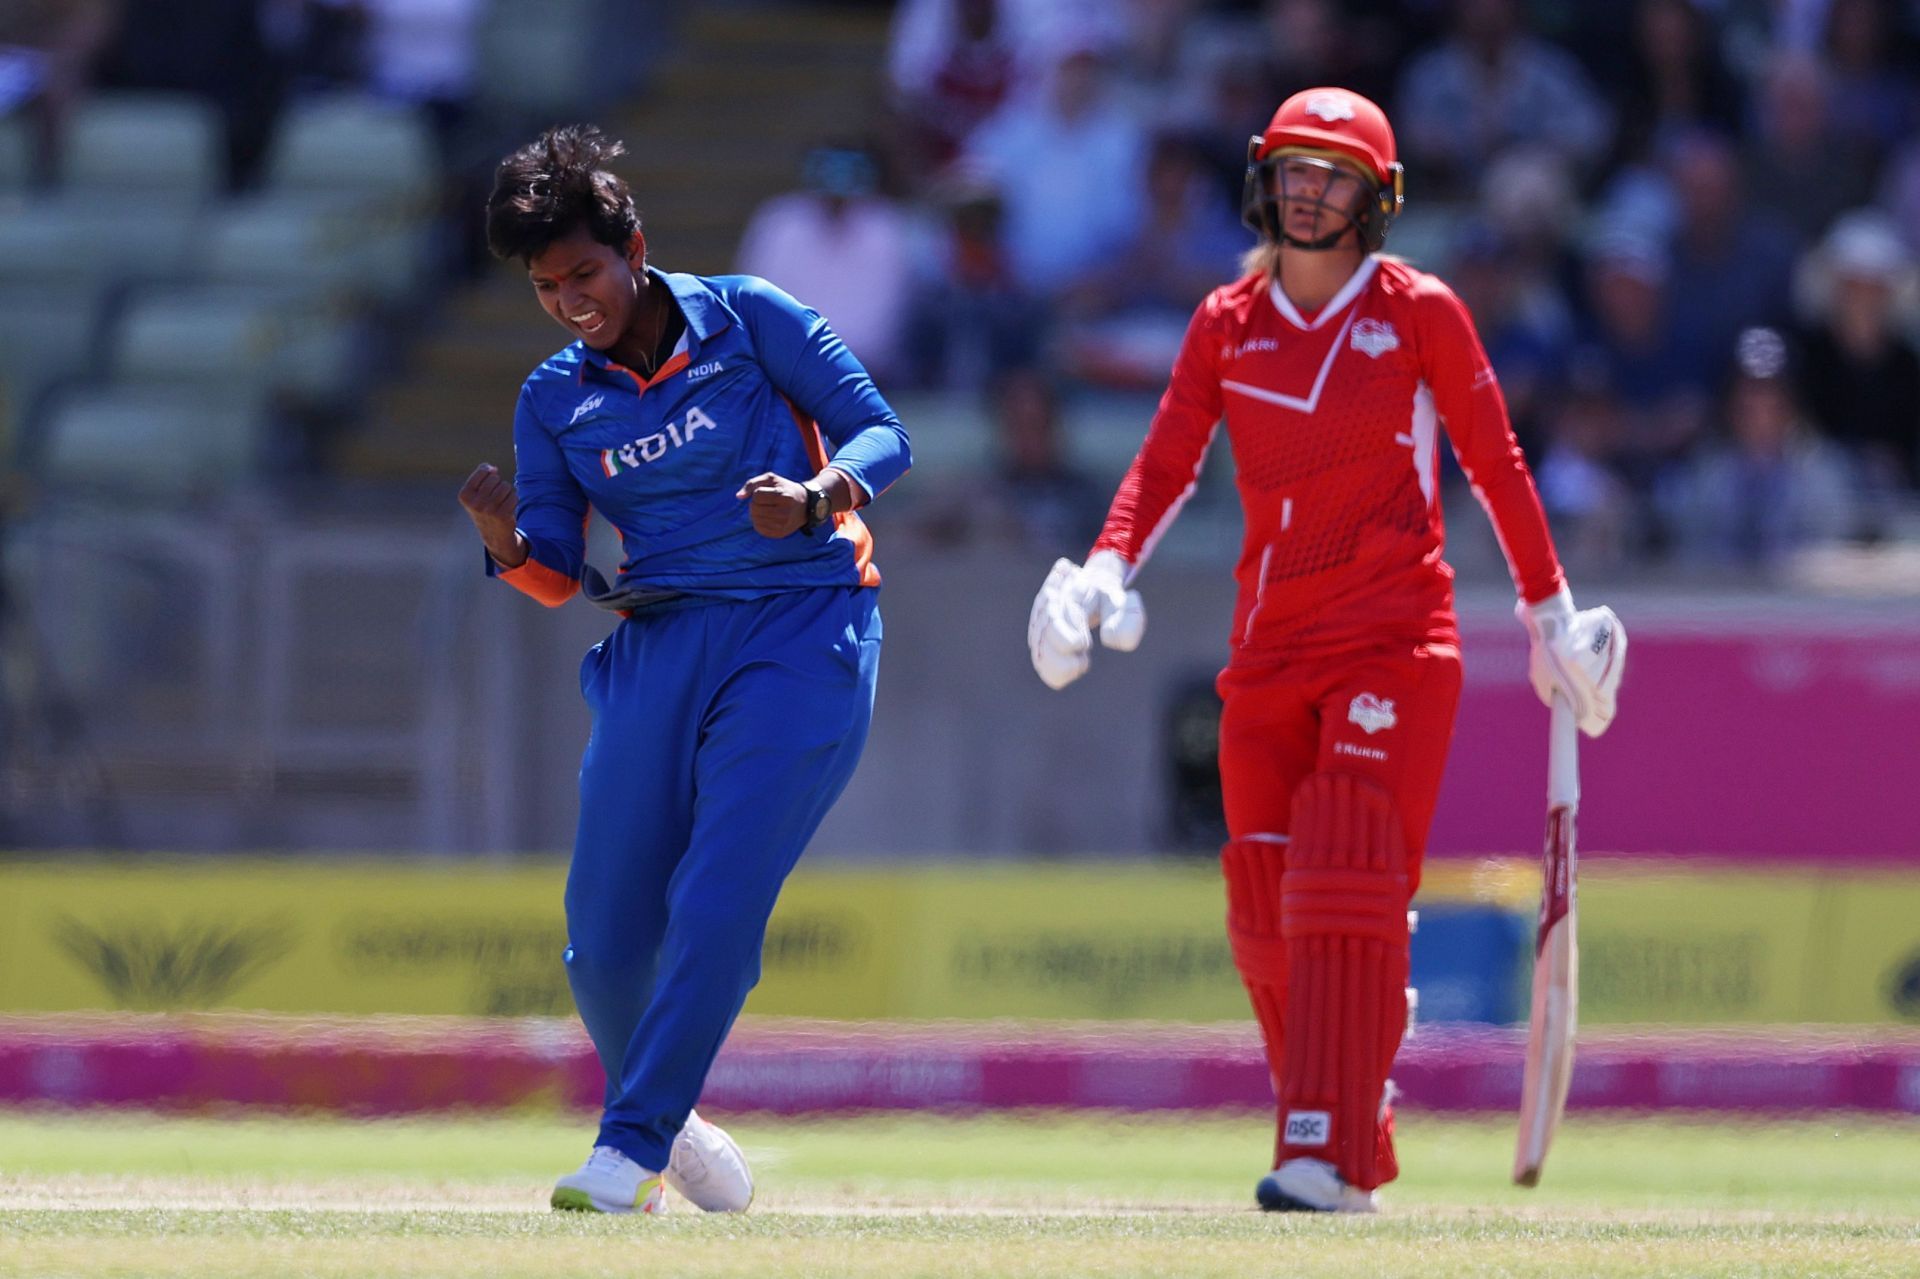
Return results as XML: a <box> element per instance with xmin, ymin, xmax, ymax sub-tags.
<box><xmin>802</xmin><ymin>481</ymin><xmax>832</xmax><ymax>530</ymax></box>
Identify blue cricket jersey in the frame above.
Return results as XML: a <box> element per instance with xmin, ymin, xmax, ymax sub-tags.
<box><xmin>491</xmin><ymin>269</ymin><xmax>911</xmax><ymax>609</ymax></box>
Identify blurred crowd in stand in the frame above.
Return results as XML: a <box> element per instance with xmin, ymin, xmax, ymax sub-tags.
<box><xmin>738</xmin><ymin>0</ymin><xmax>1920</xmax><ymax>571</ymax></box>
<box><xmin>6</xmin><ymin>2</ymin><xmax>457</xmax><ymax>160</ymax></box>
<box><xmin>2</xmin><ymin>0</ymin><xmax>498</xmax><ymax>254</ymax></box>
<box><xmin>0</xmin><ymin>0</ymin><xmax>658</xmax><ymax>503</ymax></box>
<box><xmin>3</xmin><ymin>0</ymin><xmax>1916</xmax><ymax>575</ymax></box>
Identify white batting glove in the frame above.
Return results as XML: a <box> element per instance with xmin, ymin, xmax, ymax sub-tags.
<box><xmin>1029</xmin><ymin>559</ymin><xmax>1090</xmax><ymax>689</ymax></box>
<box><xmin>1517</xmin><ymin>586</ymin><xmax>1627</xmax><ymax>737</ymax></box>
<box><xmin>1076</xmin><ymin>549</ymin><xmax>1145</xmax><ymax>652</ymax></box>
<box><xmin>1027</xmin><ymin>550</ymin><xmax>1146</xmax><ymax>689</ymax></box>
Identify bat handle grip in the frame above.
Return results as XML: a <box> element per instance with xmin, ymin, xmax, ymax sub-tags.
<box><xmin>1548</xmin><ymin>692</ymin><xmax>1580</xmax><ymax>809</ymax></box>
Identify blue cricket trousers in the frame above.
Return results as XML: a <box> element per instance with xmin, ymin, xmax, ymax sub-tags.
<box><xmin>562</xmin><ymin>584</ymin><xmax>881</xmax><ymax>1169</ymax></box>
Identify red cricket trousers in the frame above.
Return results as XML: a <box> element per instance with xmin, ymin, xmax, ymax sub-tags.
<box><xmin>1216</xmin><ymin>639</ymin><xmax>1463</xmax><ymax>890</ymax></box>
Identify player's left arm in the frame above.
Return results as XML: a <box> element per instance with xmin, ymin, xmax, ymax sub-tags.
<box><xmin>1419</xmin><ymin>282</ymin><xmax>1561</xmax><ymax>603</ymax></box>
<box><xmin>1420</xmin><ymin>282</ymin><xmax>1625</xmax><ymax>735</ymax></box>
<box><xmin>734</xmin><ymin>277</ymin><xmax>911</xmax><ymax>536</ymax></box>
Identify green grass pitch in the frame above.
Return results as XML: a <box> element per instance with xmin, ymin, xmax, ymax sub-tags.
<box><xmin>2</xmin><ymin>1109</ymin><xmax>1917</xmax><ymax>1277</ymax></box>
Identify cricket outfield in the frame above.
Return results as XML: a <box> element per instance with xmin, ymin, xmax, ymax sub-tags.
<box><xmin>2</xmin><ymin>1110</ymin><xmax>1915</xmax><ymax>1278</ymax></box>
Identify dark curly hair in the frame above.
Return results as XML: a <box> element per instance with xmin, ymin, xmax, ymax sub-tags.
<box><xmin>485</xmin><ymin>124</ymin><xmax>642</xmax><ymax>263</ymax></box>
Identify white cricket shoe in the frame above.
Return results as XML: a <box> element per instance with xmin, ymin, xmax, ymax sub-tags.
<box><xmin>665</xmin><ymin>1109</ymin><xmax>754</xmax><ymax>1212</ymax></box>
<box><xmin>551</xmin><ymin>1146</ymin><xmax>666</xmax><ymax>1214</ymax></box>
<box><xmin>1256</xmin><ymin>1158</ymin><xmax>1379</xmax><ymax>1213</ymax></box>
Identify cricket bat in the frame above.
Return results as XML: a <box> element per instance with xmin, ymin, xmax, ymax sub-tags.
<box><xmin>1513</xmin><ymin>692</ymin><xmax>1579</xmax><ymax>1187</ymax></box>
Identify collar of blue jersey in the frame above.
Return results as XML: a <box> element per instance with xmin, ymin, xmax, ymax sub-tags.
<box><xmin>574</xmin><ymin>267</ymin><xmax>733</xmax><ymax>375</ymax></box>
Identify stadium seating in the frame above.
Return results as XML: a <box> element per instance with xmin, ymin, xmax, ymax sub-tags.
<box><xmin>37</xmin><ymin>383</ymin><xmax>270</xmax><ymax>499</ymax></box>
<box><xmin>112</xmin><ymin>288</ymin><xmax>272</xmax><ymax>388</ymax></box>
<box><xmin>0</xmin><ymin>88</ymin><xmax>444</xmax><ymax>501</ymax></box>
<box><xmin>263</xmin><ymin>95</ymin><xmax>437</xmax><ymax>211</ymax></box>
<box><xmin>474</xmin><ymin>0</ymin><xmax>609</xmax><ymax>119</ymax></box>
<box><xmin>201</xmin><ymin>196</ymin><xmax>423</xmax><ymax>303</ymax></box>
<box><xmin>0</xmin><ymin>284</ymin><xmax>110</xmax><ymax>464</ymax></box>
<box><xmin>0</xmin><ymin>112</ymin><xmax>34</xmax><ymax>194</ymax></box>
<box><xmin>0</xmin><ymin>200</ymin><xmax>77</xmax><ymax>284</ymax></box>
<box><xmin>59</xmin><ymin>92</ymin><xmax>225</xmax><ymax>198</ymax></box>
<box><xmin>112</xmin><ymin>284</ymin><xmax>365</xmax><ymax>409</ymax></box>
<box><xmin>0</xmin><ymin>196</ymin><xmax>202</xmax><ymax>288</ymax></box>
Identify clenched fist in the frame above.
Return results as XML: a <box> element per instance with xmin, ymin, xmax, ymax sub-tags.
<box><xmin>459</xmin><ymin>463</ymin><xmax>528</xmax><ymax>567</ymax></box>
<box><xmin>736</xmin><ymin>472</ymin><xmax>810</xmax><ymax>538</ymax></box>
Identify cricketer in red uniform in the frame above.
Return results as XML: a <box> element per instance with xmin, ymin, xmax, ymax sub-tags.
<box><xmin>1028</xmin><ymin>87</ymin><xmax>1625</xmax><ymax>1212</ymax></box>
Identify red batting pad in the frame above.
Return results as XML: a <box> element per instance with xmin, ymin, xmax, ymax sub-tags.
<box><xmin>1278</xmin><ymin>772</ymin><xmax>1410</xmax><ymax>1189</ymax></box>
<box><xmin>1222</xmin><ymin>838</ymin><xmax>1290</xmax><ymax>1109</ymax></box>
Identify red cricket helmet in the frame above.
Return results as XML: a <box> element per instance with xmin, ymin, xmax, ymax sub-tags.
<box><xmin>1241</xmin><ymin>87</ymin><xmax>1405</xmax><ymax>251</ymax></box>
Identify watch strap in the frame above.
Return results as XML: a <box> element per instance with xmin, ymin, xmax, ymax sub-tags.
<box><xmin>802</xmin><ymin>481</ymin><xmax>831</xmax><ymax>530</ymax></box>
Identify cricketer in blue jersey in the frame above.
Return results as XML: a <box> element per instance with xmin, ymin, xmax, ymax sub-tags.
<box><xmin>457</xmin><ymin>126</ymin><xmax>909</xmax><ymax>1216</ymax></box>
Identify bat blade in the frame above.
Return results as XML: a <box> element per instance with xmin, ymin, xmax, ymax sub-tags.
<box><xmin>1514</xmin><ymin>695</ymin><xmax>1579</xmax><ymax>1187</ymax></box>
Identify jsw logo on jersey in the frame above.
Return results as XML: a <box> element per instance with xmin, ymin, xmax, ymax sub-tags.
<box><xmin>601</xmin><ymin>404</ymin><xmax>719</xmax><ymax>477</ymax></box>
<box><xmin>569</xmin><ymin>392</ymin><xmax>606</xmax><ymax>426</ymax></box>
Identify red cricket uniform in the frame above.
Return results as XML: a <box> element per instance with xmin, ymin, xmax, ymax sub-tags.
<box><xmin>1091</xmin><ymin>254</ymin><xmax>1565</xmax><ymax>1190</ymax></box>
<box><xmin>1093</xmin><ymin>255</ymin><xmax>1564</xmax><ymax>871</ymax></box>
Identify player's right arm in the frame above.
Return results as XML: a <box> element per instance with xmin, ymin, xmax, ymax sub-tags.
<box><xmin>1091</xmin><ymin>294</ymin><xmax>1228</xmax><ymax>572</ymax></box>
<box><xmin>460</xmin><ymin>385</ymin><xmax>589</xmax><ymax>607</ymax></box>
<box><xmin>1029</xmin><ymin>293</ymin><xmax>1227</xmax><ymax>688</ymax></box>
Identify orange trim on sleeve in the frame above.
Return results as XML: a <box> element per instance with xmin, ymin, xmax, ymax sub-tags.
<box><xmin>783</xmin><ymin>396</ymin><xmax>880</xmax><ymax>587</ymax></box>
<box><xmin>497</xmin><ymin>557</ymin><xmax>580</xmax><ymax>607</ymax></box>
<box><xmin>784</xmin><ymin>395</ymin><xmax>833</xmax><ymax>473</ymax></box>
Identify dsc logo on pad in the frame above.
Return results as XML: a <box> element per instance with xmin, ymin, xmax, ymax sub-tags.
<box><xmin>1284</xmin><ymin>1111</ymin><xmax>1331</xmax><ymax>1146</ymax></box>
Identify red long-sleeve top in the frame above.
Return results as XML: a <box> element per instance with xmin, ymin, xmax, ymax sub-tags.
<box><xmin>1093</xmin><ymin>257</ymin><xmax>1564</xmax><ymax>665</ymax></box>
